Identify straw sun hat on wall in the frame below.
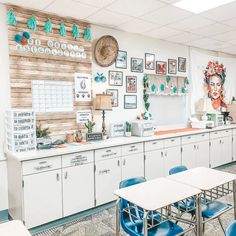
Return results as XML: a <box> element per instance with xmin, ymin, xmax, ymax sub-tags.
<box><xmin>94</xmin><ymin>35</ymin><xmax>119</xmax><ymax>67</ymax></box>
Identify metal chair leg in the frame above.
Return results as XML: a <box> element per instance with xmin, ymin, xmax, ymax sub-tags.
<box><xmin>202</xmin><ymin>218</ymin><xmax>205</xmax><ymax>234</ymax></box>
<box><xmin>218</xmin><ymin>217</ymin><xmax>226</xmax><ymax>235</ymax></box>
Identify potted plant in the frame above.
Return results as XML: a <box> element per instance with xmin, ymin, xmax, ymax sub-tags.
<box><xmin>125</xmin><ymin>122</ymin><xmax>132</xmax><ymax>137</ymax></box>
<box><xmin>75</xmin><ymin>130</ymin><xmax>83</xmax><ymax>142</ymax></box>
<box><xmin>36</xmin><ymin>124</ymin><xmax>51</xmax><ymax>145</ymax></box>
<box><xmin>85</xmin><ymin>120</ymin><xmax>95</xmax><ymax>133</ymax></box>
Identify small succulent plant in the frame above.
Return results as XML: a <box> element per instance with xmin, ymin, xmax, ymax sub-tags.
<box><xmin>36</xmin><ymin>124</ymin><xmax>50</xmax><ymax>138</ymax></box>
<box><xmin>85</xmin><ymin>120</ymin><xmax>95</xmax><ymax>133</ymax></box>
<box><xmin>125</xmin><ymin>122</ymin><xmax>131</xmax><ymax>133</ymax></box>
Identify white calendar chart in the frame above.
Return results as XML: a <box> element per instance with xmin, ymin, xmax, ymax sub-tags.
<box><xmin>32</xmin><ymin>80</ymin><xmax>73</xmax><ymax>112</ymax></box>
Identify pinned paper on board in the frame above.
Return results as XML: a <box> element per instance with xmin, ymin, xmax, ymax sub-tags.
<box><xmin>76</xmin><ymin>110</ymin><xmax>92</xmax><ymax>123</ymax></box>
<box><xmin>74</xmin><ymin>73</ymin><xmax>91</xmax><ymax>102</ymax></box>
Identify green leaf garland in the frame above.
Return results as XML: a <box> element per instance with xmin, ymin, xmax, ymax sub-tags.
<box><xmin>7</xmin><ymin>9</ymin><xmax>17</xmax><ymax>26</ymax></box>
<box><xmin>84</xmin><ymin>26</ymin><xmax>91</xmax><ymax>41</ymax></box>
<box><xmin>44</xmin><ymin>19</ymin><xmax>52</xmax><ymax>33</ymax></box>
<box><xmin>143</xmin><ymin>75</ymin><xmax>150</xmax><ymax>111</ymax></box>
<box><xmin>27</xmin><ymin>16</ymin><xmax>37</xmax><ymax>31</ymax></box>
<box><xmin>60</xmin><ymin>21</ymin><xmax>66</xmax><ymax>37</ymax></box>
<box><xmin>173</xmin><ymin>86</ymin><xmax>177</xmax><ymax>94</ymax></box>
<box><xmin>72</xmin><ymin>24</ymin><xmax>80</xmax><ymax>39</ymax></box>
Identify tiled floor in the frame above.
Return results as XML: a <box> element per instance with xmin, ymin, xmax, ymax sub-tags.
<box><xmin>35</xmin><ymin>164</ymin><xmax>236</xmax><ymax>236</ymax></box>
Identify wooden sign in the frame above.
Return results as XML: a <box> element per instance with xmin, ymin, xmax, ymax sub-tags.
<box><xmin>86</xmin><ymin>132</ymin><xmax>103</xmax><ymax>141</ymax></box>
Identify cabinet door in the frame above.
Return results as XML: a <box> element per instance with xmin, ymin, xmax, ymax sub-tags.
<box><xmin>210</xmin><ymin>139</ymin><xmax>221</xmax><ymax>168</ymax></box>
<box><xmin>145</xmin><ymin>150</ymin><xmax>164</xmax><ymax>180</ymax></box>
<box><xmin>181</xmin><ymin>144</ymin><xmax>196</xmax><ymax>169</ymax></box>
<box><xmin>95</xmin><ymin>158</ymin><xmax>121</xmax><ymax>206</ymax></box>
<box><xmin>164</xmin><ymin>146</ymin><xmax>181</xmax><ymax>176</ymax></box>
<box><xmin>23</xmin><ymin>170</ymin><xmax>62</xmax><ymax>228</ymax></box>
<box><xmin>121</xmin><ymin>153</ymin><xmax>144</xmax><ymax>180</ymax></box>
<box><xmin>196</xmin><ymin>141</ymin><xmax>209</xmax><ymax>168</ymax></box>
<box><xmin>233</xmin><ymin>136</ymin><xmax>236</xmax><ymax>161</ymax></box>
<box><xmin>221</xmin><ymin>136</ymin><xmax>232</xmax><ymax>165</ymax></box>
<box><xmin>62</xmin><ymin>163</ymin><xmax>94</xmax><ymax>217</ymax></box>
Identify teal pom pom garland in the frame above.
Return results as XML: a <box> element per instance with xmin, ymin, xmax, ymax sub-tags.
<box><xmin>72</xmin><ymin>24</ymin><xmax>80</xmax><ymax>39</ymax></box>
<box><xmin>27</xmin><ymin>16</ymin><xmax>37</xmax><ymax>31</ymax></box>
<box><xmin>44</xmin><ymin>19</ymin><xmax>52</xmax><ymax>33</ymax></box>
<box><xmin>15</xmin><ymin>34</ymin><xmax>22</xmax><ymax>43</ymax></box>
<box><xmin>60</xmin><ymin>21</ymin><xmax>66</xmax><ymax>37</ymax></box>
<box><xmin>23</xmin><ymin>31</ymin><xmax>30</xmax><ymax>39</ymax></box>
<box><xmin>84</xmin><ymin>26</ymin><xmax>91</xmax><ymax>41</ymax></box>
<box><xmin>7</xmin><ymin>9</ymin><xmax>17</xmax><ymax>26</ymax></box>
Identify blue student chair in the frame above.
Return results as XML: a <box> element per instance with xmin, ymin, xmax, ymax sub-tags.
<box><xmin>169</xmin><ymin>166</ymin><xmax>232</xmax><ymax>233</ymax></box>
<box><xmin>226</xmin><ymin>220</ymin><xmax>236</xmax><ymax>236</ymax></box>
<box><xmin>119</xmin><ymin>177</ymin><xmax>184</xmax><ymax>236</ymax></box>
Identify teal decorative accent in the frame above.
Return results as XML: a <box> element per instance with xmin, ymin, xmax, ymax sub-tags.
<box><xmin>27</xmin><ymin>16</ymin><xmax>37</xmax><ymax>31</ymax></box>
<box><xmin>7</xmin><ymin>9</ymin><xmax>17</xmax><ymax>26</ymax></box>
<box><xmin>44</xmin><ymin>19</ymin><xmax>52</xmax><ymax>33</ymax></box>
<box><xmin>94</xmin><ymin>73</ymin><xmax>106</xmax><ymax>83</ymax></box>
<box><xmin>173</xmin><ymin>86</ymin><xmax>177</xmax><ymax>94</ymax></box>
<box><xmin>160</xmin><ymin>83</ymin><xmax>165</xmax><ymax>91</ymax></box>
<box><xmin>145</xmin><ymin>102</ymin><xmax>150</xmax><ymax>110</ymax></box>
<box><xmin>151</xmin><ymin>84</ymin><xmax>156</xmax><ymax>92</ymax></box>
<box><xmin>186</xmin><ymin>79</ymin><xmax>190</xmax><ymax>85</ymax></box>
<box><xmin>143</xmin><ymin>93</ymin><xmax>149</xmax><ymax>103</ymax></box>
<box><xmin>143</xmin><ymin>75</ymin><xmax>150</xmax><ymax>111</ymax></box>
<box><xmin>166</xmin><ymin>76</ymin><xmax>171</xmax><ymax>83</ymax></box>
<box><xmin>15</xmin><ymin>34</ymin><xmax>22</xmax><ymax>43</ymax></box>
<box><xmin>181</xmin><ymin>87</ymin><xmax>185</xmax><ymax>93</ymax></box>
<box><xmin>84</xmin><ymin>26</ymin><xmax>91</xmax><ymax>41</ymax></box>
<box><xmin>72</xmin><ymin>24</ymin><xmax>80</xmax><ymax>39</ymax></box>
<box><xmin>22</xmin><ymin>31</ymin><xmax>30</xmax><ymax>39</ymax></box>
<box><xmin>60</xmin><ymin>21</ymin><xmax>66</xmax><ymax>37</ymax></box>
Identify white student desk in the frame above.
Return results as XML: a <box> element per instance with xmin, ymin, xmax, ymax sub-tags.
<box><xmin>0</xmin><ymin>220</ymin><xmax>31</xmax><ymax>236</ymax></box>
<box><xmin>114</xmin><ymin>177</ymin><xmax>201</xmax><ymax>236</ymax></box>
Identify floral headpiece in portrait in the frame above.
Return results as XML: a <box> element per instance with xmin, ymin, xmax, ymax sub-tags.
<box><xmin>204</xmin><ymin>60</ymin><xmax>226</xmax><ymax>111</ymax></box>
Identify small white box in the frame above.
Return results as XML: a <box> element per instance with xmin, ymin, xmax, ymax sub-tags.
<box><xmin>131</xmin><ymin>120</ymin><xmax>154</xmax><ymax>137</ymax></box>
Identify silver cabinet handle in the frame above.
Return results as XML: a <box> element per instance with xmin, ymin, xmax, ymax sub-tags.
<box><xmin>123</xmin><ymin>159</ymin><xmax>126</xmax><ymax>166</ymax></box>
<box><xmin>56</xmin><ymin>173</ymin><xmax>60</xmax><ymax>181</ymax></box>
<box><xmin>220</xmin><ymin>140</ymin><xmax>222</xmax><ymax>144</ymax></box>
<box><xmin>117</xmin><ymin>160</ymin><xmax>120</xmax><ymax>166</ymax></box>
<box><xmin>194</xmin><ymin>145</ymin><xmax>196</xmax><ymax>150</ymax></box>
<box><xmin>64</xmin><ymin>171</ymin><xmax>68</xmax><ymax>179</ymax></box>
<box><xmin>161</xmin><ymin>151</ymin><xmax>163</xmax><ymax>157</ymax></box>
<box><xmin>165</xmin><ymin>151</ymin><xmax>167</xmax><ymax>157</ymax></box>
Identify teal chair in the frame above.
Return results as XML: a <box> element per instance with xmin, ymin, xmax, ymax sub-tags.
<box><xmin>226</xmin><ymin>220</ymin><xmax>236</xmax><ymax>236</ymax></box>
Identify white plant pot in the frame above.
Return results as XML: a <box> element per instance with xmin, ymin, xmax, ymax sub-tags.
<box><xmin>125</xmin><ymin>132</ymin><xmax>132</xmax><ymax>137</ymax></box>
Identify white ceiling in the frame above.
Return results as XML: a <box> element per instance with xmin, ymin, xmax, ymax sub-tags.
<box><xmin>2</xmin><ymin>0</ymin><xmax>236</xmax><ymax>55</ymax></box>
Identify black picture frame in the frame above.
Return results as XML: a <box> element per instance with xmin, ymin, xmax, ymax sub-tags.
<box><xmin>131</xmin><ymin>57</ymin><xmax>143</xmax><ymax>73</ymax></box>
<box><xmin>156</xmin><ymin>61</ymin><xmax>167</xmax><ymax>75</ymax></box>
<box><xmin>126</xmin><ymin>76</ymin><xmax>137</xmax><ymax>93</ymax></box>
<box><xmin>115</xmin><ymin>50</ymin><xmax>127</xmax><ymax>69</ymax></box>
<box><xmin>106</xmin><ymin>89</ymin><xmax>119</xmax><ymax>107</ymax></box>
<box><xmin>108</xmin><ymin>70</ymin><xmax>123</xmax><ymax>86</ymax></box>
<box><xmin>168</xmin><ymin>59</ymin><xmax>177</xmax><ymax>74</ymax></box>
<box><xmin>145</xmin><ymin>53</ymin><xmax>155</xmax><ymax>70</ymax></box>
<box><xmin>178</xmin><ymin>57</ymin><xmax>187</xmax><ymax>72</ymax></box>
<box><xmin>124</xmin><ymin>95</ymin><xmax>137</xmax><ymax>109</ymax></box>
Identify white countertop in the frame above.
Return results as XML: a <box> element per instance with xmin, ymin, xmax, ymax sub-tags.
<box><xmin>6</xmin><ymin>124</ymin><xmax>236</xmax><ymax>162</ymax></box>
<box><xmin>167</xmin><ymin>167</ymin><xmax>236</xmax><ymax>190</ymax></box>
<box><xmin>114</xmin><ymin>178</ymin><xmax>201</xmax><ymax>211</ymax></box>
<box><xmin>0</xmin><ymin>220</ymin><xmax>31</xmax><ymax>236</ymax></box>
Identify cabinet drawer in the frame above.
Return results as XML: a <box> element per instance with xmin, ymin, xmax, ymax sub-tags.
<box><xmin>122</xmin><ymin>143</ymin><xmax>143</xmax><ymax>156</ymax></box>
<box><xmin>95</xmin><ymin>146</ymin><xmax>122</xmax><ymax>162</ymax></box>
<box><xmin>22</xmin><ymin>156</ymin><xmax>61</xmax><ymax>175</ymax></box>
<box><xmin>195</xmin><ymin>133</ymin><xmax>209</xmax><ymax>142</ymax></box>
<box><xmin>145</xmin><ymin>140</ymin><xmax>164</xmax><ymax>151</ymax></box>
<box><xmin>62</xmin><ymin>151</ymin><xmax>93</xmax><ymax>167</ymax></box>
<box><xmin>233</xmin><ymin>128</ymin><xmax>236</xmax><ymax>136</ymax></box>
<box><xmin>164</xmin><ymin>137</ymin><xmax>181</xmax><ymax>148</ymax></box>
<box><xmin>210</xmin><ymin>129</ymin><xmax>231</xmax><ymax>139</ymax></box>
<box><xmin>181</xmin><ymin>135</ymin><xmax>196</xmax><ymax>145</ymax></box>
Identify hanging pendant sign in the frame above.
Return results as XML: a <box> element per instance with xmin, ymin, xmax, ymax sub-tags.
<box><xmin>74</xmin><ymin>73</ymin><xmax>92</xmax><ymax>102</ymax></box>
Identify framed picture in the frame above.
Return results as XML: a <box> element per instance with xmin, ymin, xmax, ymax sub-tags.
<box><xmin>178</xmin><ymin>57</ymin><xmax>187</xmax><ymax>72</ymax></box>
<box><xmin>115</xmin><ymin>50</ymin><xmax>127</xmax><ymax>69</ymax></box>
<box><xmin>156</xmin><ymin>61</ymin><xmax>167</xmax><ymax>75</ymax></box>
<box><xmin>168</xmin><ymin>59</ymin><xmax>177</xmax><ymax>74</ymax></box>
<box><xmin>131</xmin><ymin>57</ymin><xmax>143</xmax><ymax>73</ymax></box>
<box><xmin>108</xmin><ymin>70</ymin><xmax>123</xmax><ymax>86</ymax></box>
<box><xmin>106</xmin><ymin>89</ymin><xmax>119</xmax><ymax>107</ymax></box>
<box><xmin>145</xmin><ymin>53</ymin><xmax>155</xmax><ymax>70</ymax></box>
<box><xmin>124</xmin><ymin>95</ymin><xmax>137</xmax><ymax>109</ymax></box>
<box><xmin>126</xmin><ymin>76</ymin><xmax>137</xmax><ymax>93</ymax></box>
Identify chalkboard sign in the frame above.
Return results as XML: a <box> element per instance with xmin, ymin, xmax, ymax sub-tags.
<box><xmin>86</xmin><ymin>132</ymin><xmax>103</xmax><ymax>141</ymax></box>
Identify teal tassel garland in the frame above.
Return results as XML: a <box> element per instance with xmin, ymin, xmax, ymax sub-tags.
<box><xmin>27</xmin><ymin>16</ymin><xmax>37</xmax><ymax>31</ymax></box>
<box><xmin>84</xmin><ymin>26</ymin><xmax>91</xmax><ymax>41</ymax></box>
<box><xmin>72</xmin><ymin>24</ymin><xmax>80</xmax><ymax>39</ymax></box>
<box><xmin>60</xmin><ymin>21</ymin><xmax>66</xmax><ymax>37</ymax></box>
<box><xmin>44</xmin><ymin>19</ymin><xmax>52</xmax><ymax>33</ymax></box>
<box><xmin>7</xmin><ymin>9</ymin><xmax>17</xmax><ymax>26</ymax></box>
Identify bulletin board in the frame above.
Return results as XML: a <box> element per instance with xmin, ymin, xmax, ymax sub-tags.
<box><xmin>7</xmin><ymin>5</ymin><xmax>92</xmax><ymax>136</ymax></box>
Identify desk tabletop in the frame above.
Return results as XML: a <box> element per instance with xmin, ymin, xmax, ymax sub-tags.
<box><xmin>167</xmin><ymin>167</ymin><xmax>236</xmax><ymax>190</ymax></box>
<box><xmin>0</xmin><ymin>220</ymin><xmax>31</xmax><ymax>236</ymax></box>
<box><xmin>114</xmin><ymin>177</ymin><xmax>201</xmax><ymax>211</ymax></box>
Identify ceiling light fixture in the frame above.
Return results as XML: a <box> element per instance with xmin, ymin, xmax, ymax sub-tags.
<box><xmin>174</xmin><ymin>0</ymin><xmax>235</xmax><ymax>13</ymax></box>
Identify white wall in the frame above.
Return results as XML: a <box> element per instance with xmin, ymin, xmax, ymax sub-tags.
<box><xmin>0</xmin><ymin>3</ymin><xmax>10</xmax><ymax>211</ymax></box>
<box><xmin>92</xmin><ymin>25</ymin><xmax>189</xmax><ymax>131</ymax></box>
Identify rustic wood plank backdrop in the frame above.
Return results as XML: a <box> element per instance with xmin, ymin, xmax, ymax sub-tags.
<box><xmin>7</xmin><ymin>5</ymin><xmax>92</xmax><ymax>136</ymax></box>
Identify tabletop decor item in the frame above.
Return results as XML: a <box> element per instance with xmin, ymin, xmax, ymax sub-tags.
<box><xmin>156</xmin><ymin>61</ymin><xmax>167</xmax><ymax>75</ymax></box>
<box><xmin>109</xmin><ymin>70</ymin><xmax>123</xmax><ymax>86</ymax></box>
<box><xmin>168</xmin><ymin>59</ymin><xmax>177</xmax><ymax>74</ymax></box>
<box><xmin>115</xmin><ymin>50</ymin><xmax>127</xmax><ymax>69</ymax></box>
<box><xmin>145</xmin><ymin>53</ymin><xmax>155</xmax><ymax>70</ymax></box>
<box><xmin>106</xmin><ymin>89</ymin><xmax>119</xmax><ymax>107</ymax></box>
<box><xmin>85</xmin><ymin>120</ymin><xmax>96</xmax><ymax>133</ymax></box>
<box><xmin>124</xmin><ymin>95</ymin><xmax>137</xmax><ymax>109</ymax></box>
<box><xmin>44</xmin><ymin>19</ymin><xmax>52</xmax><ymax>33</ymax></box>
<box><xmin>84</xmin><ymin>26</ymin><xmax>91</xmax><ymax>41</ymax></box>
<box><xmin>109</xmin><ymin>122</ymin><xmax>125</xmax><ymax>137</ymax></box>
<box><xmin>94</xmin><ymin>35</ymin><xmax>119</xmax><ymax>67</ymax></box>
<box><xmin>125</xmin><ymin>122</ymin><xmax>132</xmax><ymax>137</ymax></box>
<box><xmin>86</xmin><ymin>132</ymin><xmax>103</xmax><ymax>141</ymax></box>
<box><xmin>66</xmin><ymin>133</ymin><xmax>74</xmax><ymax>143</ymax></box>
<box><xmin>36</xmin><ymin>124</ymin><xmax>51</xmax><ymax>146</ymax></box>
<box><xmin>27</xmin><ymin>16</ymin><xmax>37</xmax><ymax>31</ymax></box>
<box><xmin>126</xmin><ymin>76</ymin><xmax>137</xmax><ymax>93</ymax></box>
<box><xmin>60</xmin><ymin>21</ymin><xmax>66</xmax><ymax>37</ymax></box>
<box><xmin>72</xmin><ymin>24</ymin><xmax>80</xmax><ymax>39</ymax></box>
<box><xmin>75</xmin><ymin>130</ymin><xmax>83</xmax><ymax>142</ymax></box>
<box><xmin>178</xmin><ymin>57</ymin><xmax>187</xmax><ymax>72</ymax></box>
<box><xmin>7</xmin><ymin>9</ymin><xmax>17</xmax><ymax>26</ymax></box>
<box><xmin>95</xmin><ymin>94</ymin><xmax>112</xmax><ymax>136</ymax></box>
<box><xmin>131</xmin><ymin>57</ymin><xmax>143</xmax><ymax>73</ymax></box>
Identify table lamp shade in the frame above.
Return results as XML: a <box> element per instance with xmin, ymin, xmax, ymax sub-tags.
<box><xmin>95</xmin><ymin>94</ymin><xmax>112</xmax><ymax>111</ymax></box>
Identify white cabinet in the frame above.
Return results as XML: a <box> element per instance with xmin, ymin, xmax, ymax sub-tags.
<box><xmin>196</xmin><ymin>141</ymin><xmax>210</xmax><ymax>168</ymax></box>
<box><xmin>23</xmin><ymin>170</ymin><xmax>62</xmax><ymax>228</ymax></box>
<box><xmin>62</xmin><ymin>151</ymin><xmax>94</xmax><ymax>217</ymax></box>
<box><xmin>233</xmin><ymin>129</ymin><xmax>236</xmax><ymax>161</ymax></box>
<box><xmin>182</xmin><ymin>143</ymin><xmax>196</xmax><ymax>169</ymax></box>
<box><xmin>164</xmin><ymin>146</ymin><xmax>181</xmax><ymax>176</ymax></box>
